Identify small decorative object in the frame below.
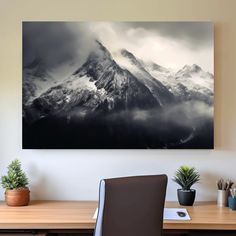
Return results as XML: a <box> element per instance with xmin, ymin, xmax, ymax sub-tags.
<box><xmin>216</xmin><ymin>178</ymin><xmax>233</xmax><ymax>207</ymax></box>
<box><xmin>173</xmin><ymin>165</ymin><xmax>200</xmax><ymax>206</ymax></box>
<box><xmin>1</xmin><ymin>159</ymin><xmax>30</xmax><ymax>206</ymax></box>
<box><xmin>229</xmin><ymin>188</ymin><xmax>236</xmax><ymax>210</ymax></box>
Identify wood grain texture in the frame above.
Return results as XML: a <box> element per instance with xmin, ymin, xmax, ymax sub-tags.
<box><xmin>0</xmin><ymin>201</ymin><xmax>96</xmax><ymax>229</ymax></box>
<box><xmin>1</xmin><ymin>201</ymin><xmax>236</xmax><ymax>230</ymax></box>
<box><xmin>164</xmin><ymin>202</ymin><xmax>236</xmax><ymax>230</ymax></box>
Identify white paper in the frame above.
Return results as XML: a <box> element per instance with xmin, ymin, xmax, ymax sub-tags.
<box><xmin>93</xmin><ymin>208</ymin><xmax>98</xmax><ymax>219</ymax></box>
<box><xmin>164</xmin><ymin>208</ymin><xmax>191</xmax><ymax>220</ymax></box>
<box><xmin>93</xmin><ymin>207</ymin><xmax>190</xmax><ymax>220</ymax></box>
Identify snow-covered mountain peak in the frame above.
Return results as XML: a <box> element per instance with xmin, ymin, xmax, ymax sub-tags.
<box><xmin>71</xmin><ymin>40</ymin><xmax>115</xmax><ymax>80</ymax></box>
<box><xmin>176</xmin><ymin>64</ymin><xmax>210</xmax><ymax>80</ymax></box>
<box><xmin>178</xmin><ymin>64</ymin><xmax>205</xmax><ymax>74</ymax></box>
<box><xmin>24</xmin><ymin>40</ymin><xmax>214</xmax><ymax>125</ymax></box>
<box><xmin>90</xmin><ymin>40</ymin><xmax>112</xmax><ymax>61</ymax></box>
<box><xmin>190</xmin><ymin>64</ymin><xmax>202</xmax><ymax>73</ymax></box>
<box><xmin>120</xmin><ymin>49</ymin><xmax>136</xmax><ymax>61</ymax></box>
<box><xmin>144</xmin><ymin>61</ymin><xmax>170</xmax><ymax>74</ymax></box>
<box><xmin>113</xmin><ymin>48</ymin><xmax>175</xmax><ymax>105</ymax></box>
<box><xmin>119</xmin><ymin>49</ymin><xmax>145</xmax><ymax>69</ymax></box>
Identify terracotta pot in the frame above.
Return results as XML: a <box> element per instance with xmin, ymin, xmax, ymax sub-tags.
<box><xmin>5</xmin><ymin>187</ymin><xmax>30</xmax><ymax>206</ymax></box>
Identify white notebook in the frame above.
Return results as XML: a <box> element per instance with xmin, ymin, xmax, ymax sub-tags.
<box><xmin>164</xmin><ymin>208</ymin><xmax>191</xmax><ymax>220</ymax></box>
<box><xmin>93</xmin><ymin>207</ymin><xmax>191</xmax><ymax>221</ymax></box>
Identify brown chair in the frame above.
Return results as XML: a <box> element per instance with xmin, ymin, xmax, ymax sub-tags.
<box><xmin>94</xmin><ymin>175</ymin><xmax>168</xmax><ymax>236</ymax></box>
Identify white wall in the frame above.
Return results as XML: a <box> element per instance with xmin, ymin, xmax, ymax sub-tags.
<box><xmin>0</xmin><ymin>0</ymin><xmax>236</xmax><ymax>201</ymax></box>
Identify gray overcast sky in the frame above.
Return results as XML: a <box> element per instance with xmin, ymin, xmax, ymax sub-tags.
<box><xmin>126</xmin><ymin>22</ymin><xmax>213</xmax><ymax>48</ymax></box>
<box><xmin>23</xmin><ymin>22</ymin><xmax>214</xmax><ymax>73</ymax></box>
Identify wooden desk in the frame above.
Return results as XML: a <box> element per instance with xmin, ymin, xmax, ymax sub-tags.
<box><xmin>164</xmin><ymin>201</ymin><xmax>236</xmax><ymax>230</ymax></box>
<box><xmin>0</xmin><ymin>201</ymin><xmax>236</xmax><ymax>233</ymax></box>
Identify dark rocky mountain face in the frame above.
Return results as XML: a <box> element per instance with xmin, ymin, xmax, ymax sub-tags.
<box><xmin>24</xmin><ymin>41</ymin><xmax>162</xmax><ymax>123</ymax></box>
<box><xmin>118</xmin><ymin>49</ymin><xmax>175</xmax><ymax>106</ymax></box>
<box><xmin>72</xmin><ymin>40</ymin><xmax>113</xmax><ymax>81</ymax></box>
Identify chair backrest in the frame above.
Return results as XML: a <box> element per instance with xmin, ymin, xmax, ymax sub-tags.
<box><xmin>94</xmin><ymin>175</ymin><xmax>168</xmax><ymax>236</ymax></box>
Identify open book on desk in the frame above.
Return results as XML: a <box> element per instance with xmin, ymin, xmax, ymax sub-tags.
<box><xmin>93</xmin><ymin>207</ymin><xmax>191</xmax><ymax>221</ymax></box>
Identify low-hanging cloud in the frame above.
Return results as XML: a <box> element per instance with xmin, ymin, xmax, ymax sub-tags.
<box><xmin>23</xmin><ymin>22</ymin><xmax>96</xmax><ymax>68</ymax></box>
<box><xmin>104</xmin><ymin>100</ymin><xmax>213</xmax><ymax>130</ymax></box>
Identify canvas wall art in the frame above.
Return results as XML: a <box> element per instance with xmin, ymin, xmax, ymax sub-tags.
<box><xmin>23</xmin><ymin>22</ymin><xmax>214</xmax><ymax>149</ymax></box>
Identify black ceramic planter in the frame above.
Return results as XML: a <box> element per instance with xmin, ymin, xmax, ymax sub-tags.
<box><xmin>177</xmin><ymin>189</ymin><xmax>196</xmax><ymax>206</ymax></box>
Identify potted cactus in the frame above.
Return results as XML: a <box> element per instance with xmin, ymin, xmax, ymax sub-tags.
<box><xmin>1</xmin><ymin>159</ymin><xmax>30</xmax><ymax>206</ymax></box>
<box><xmin>173</xmin><ymin>165</ymin><xmax>200</xmax><ymax>206</ymax></box>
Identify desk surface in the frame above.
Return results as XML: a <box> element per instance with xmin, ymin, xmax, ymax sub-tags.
<box><xmin>0</xmin><ymin>201</ymin><xmax>236</xmax><ymax>230</ymax></box>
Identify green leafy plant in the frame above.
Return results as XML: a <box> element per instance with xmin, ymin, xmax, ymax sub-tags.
<box><xmin>173</xmin><ymin>165</ymin><xmax>200</xmax><ymax>190</ymax></box>
<box><xmin>1</xmin><ymin>159</ymin><xmax>29</xmax><ymax>190</ymax></box>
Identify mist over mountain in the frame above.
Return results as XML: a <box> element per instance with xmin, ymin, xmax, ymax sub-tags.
<box><xmin>23</xmin><ymin>39</ymin><xmax>214</xmax><ymax>149</ymax></box>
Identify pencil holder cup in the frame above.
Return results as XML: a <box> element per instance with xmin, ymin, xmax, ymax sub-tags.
<box><xmin>217</xmin><ymin>190</ymin><xmax>228</xmax><ymax>207</ymax></box>
<box><xmin>228</xmin><ymin>196</ymin><xmax>236</xmax><ymax>210</ymax></box>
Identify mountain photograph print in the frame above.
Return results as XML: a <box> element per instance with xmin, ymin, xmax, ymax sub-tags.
<box><xmin>23</xmin><ymin>22</ymin><xmax>214</xmax><ymax>149</ymax></box>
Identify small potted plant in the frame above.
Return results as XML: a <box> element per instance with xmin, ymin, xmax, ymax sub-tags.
<box><xmin>1</xmin><ymin>159</ymin><xmax>30</xmax><ymax>206</ymax></box>
<box><xmin>229</xmin><ymin>188</ymin><xmax>236</xmax><ymax>210</ymax></box>
<box><xmin>173</xmin><ymin>165</ymin><xmax>200</xmax><ymax>206</ymax></box>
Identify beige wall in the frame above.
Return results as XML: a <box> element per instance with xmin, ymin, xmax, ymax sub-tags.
<box><xmin>0</xmin><ymin>0</ymin><xmax>235</xmax><ymax>201</ymax></box>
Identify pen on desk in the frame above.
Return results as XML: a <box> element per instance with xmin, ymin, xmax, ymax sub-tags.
<box><xmin>217</xmin><ymin>179</ymin><xmax>234</xmax><ymax>190</ymax></box>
